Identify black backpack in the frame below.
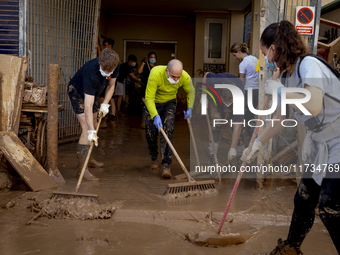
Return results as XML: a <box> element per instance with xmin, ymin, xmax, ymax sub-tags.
<box><xmin>297</xmin><ymin>54</ymin><xmax>340</xmax><ymax>104</ymax></box>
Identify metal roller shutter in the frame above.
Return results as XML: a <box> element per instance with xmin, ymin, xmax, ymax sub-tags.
<box><xmin>0</xmin><ymin>0</ymin><xmax>19</xmax><ymax>55</ymax></box>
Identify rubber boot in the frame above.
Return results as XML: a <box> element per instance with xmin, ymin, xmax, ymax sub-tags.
<box><xmin>108</xmin><ymin>114</ymin><xmax>116</xmax><ymax>128</ymax></box>
<box><xmin>76</xmin><ymin>144</ymin><xmax>99</xmax><ymax>181</ymax></box>
<box><xmin>88</xmin><ymin>155</ymin><xmax>104</xmax><ymax>168</ymax></box>
<box><xmin>161</xmin><ymin>163</ymin><xmax>172</xmax><ymax>178</ymax></box>
<box><xmin>255</xmin><ymin>239</ymin><xmax>303</xmax><ymax>255</ymax></box>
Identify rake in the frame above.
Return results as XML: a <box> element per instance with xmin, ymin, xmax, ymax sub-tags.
<box><xmin>160</xmin><ymin>127</ymin><xmax>217</xmax><ymax>197</ymax></box>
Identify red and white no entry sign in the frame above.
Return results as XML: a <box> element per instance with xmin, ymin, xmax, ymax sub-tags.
<box><xmin>295</xmin><ymin>6</ymin><xmax>315</xmax><ymax>35</ymax></box>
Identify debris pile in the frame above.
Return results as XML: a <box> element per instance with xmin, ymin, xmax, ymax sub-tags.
<box><xmin>23</xmin><ymin>75</ymin><xmax>47</xmax><ymax>106</ymax></box>
<box><xmin>28</xmin><ymin>196</ymin><xmax>118</xmax><ymax>220</ymax></box>
<box><xmin>6</xmin><ymin>192</ymin><xmax>123</xmax><ymax>221</ymax></box>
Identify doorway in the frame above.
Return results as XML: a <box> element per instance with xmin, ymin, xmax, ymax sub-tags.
<box><xmin>124</xmin><ymin>40</ymin><xmax>177</xmax><ymax>65</ymax></box>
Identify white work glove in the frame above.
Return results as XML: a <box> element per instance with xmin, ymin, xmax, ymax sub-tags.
<box><xmin>99</xmin><ymin>103</ymin><xmax>110</xmax><ymax>117</ymax></box>
<box><xmin>88</xmin><ymin>130</ymin><xmax>98</xmax><ymax>147</ymax></box>
<box><xmin>228</xmin><ymin>148</ymin><xmax>237</xmax><ymax>161</ymax></box>
<box><xmin>265</xmin><ymin>80</ymin><xmax>284</xmax><ymax>96</ymax></box>
<box><xmin>240</xmin><ymin>138</ymin><xmax>263</xmax><ymax>163</ymax></box>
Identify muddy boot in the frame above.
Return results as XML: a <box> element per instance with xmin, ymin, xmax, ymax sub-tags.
<box><xmin>88</xmin><ymin>155</ymin><xmax>104</xmax><ymax>168</ymax></box>
<box><xmin>255</xmin><ymin>239</ymin><xmax>303</xmax><ymax>255</ymax></box>
<box><xmin>150</xmin><ymin>159</ymin><xmax>159</xmax><ymax>169</ymax></box>
<box><xmin>76</xmin><ymin>144</ymin><xmax>99</xmax><ymax>181</ymax></box>
<box><xmin>108</xmin><ymin>114</ymin><xmax>117</xmax><ymax>128</ymax></box>
<box><xmin>161</xmin><ymin>163</ymin><xmax>172</xmax><ymax>178</ymax></box>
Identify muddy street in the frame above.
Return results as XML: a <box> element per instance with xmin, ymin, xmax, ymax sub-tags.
<box><xmin>0</xmin><ymin>114</ymin><xmax>337</xmax><ymax>255</ymax></box>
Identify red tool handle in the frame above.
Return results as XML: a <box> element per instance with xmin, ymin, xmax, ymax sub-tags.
<box><xmin>217</xmin><ymin>68</ymin><xmax>280</xmax><ymax>234</ymax></box>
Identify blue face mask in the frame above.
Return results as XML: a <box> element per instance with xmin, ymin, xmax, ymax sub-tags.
<box><xmin>149</xmin><ymin>58</ymin><xmax>156</xmax><ymax>64</ymax></box>
<box><xmin>265</xmin><ymin>47</ymin><xmax>277</xmax><ymax>71</ymax></box>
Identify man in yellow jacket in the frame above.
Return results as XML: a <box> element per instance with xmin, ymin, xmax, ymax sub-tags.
<box><xmin>145</xmin><ymin>59</ymin><xmax>195</xmax><ymax>178</ymax></box>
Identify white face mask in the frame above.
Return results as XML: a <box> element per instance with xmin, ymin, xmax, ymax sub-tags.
<box><xmin>100</xmin><ymin>67</ymin><xmax>113</xmax><ymax>78</ymax></box>
<box><xmin>167</xmin><ymin>71</ymin><xmax>179</xmax><ymax>85</ymax></box>
<box><xmin>131</xmin><ymin>62</ymin><xmax>136</xmax><ymax>67</ymax></box>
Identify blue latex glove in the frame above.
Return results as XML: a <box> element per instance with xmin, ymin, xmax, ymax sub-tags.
<box><xmin>184</xmin><ymin>108</ymin><xmax>192</xmax><ymax>120</ymax></box>
<box><xmin>153</xmin><ymin>115</ymin><xmax>163</xmax><ymax>131</ymax></box>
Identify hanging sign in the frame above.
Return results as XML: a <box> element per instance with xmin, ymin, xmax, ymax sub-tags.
<box><xmin>295</xmin><ymin>6</ymin><xmax>315</xmax><ymax>35</ymax></box>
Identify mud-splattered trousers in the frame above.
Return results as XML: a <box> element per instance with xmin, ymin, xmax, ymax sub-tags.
<box><xmin>145</xmin><ymin>99</ymin><xmax>176</xmax><ymax>164</ymax></box>
<box><xmin>68</xmin><ymin>84</ymin><xmax>99</xmax><ymax>114</ymax></box>
<box><xmin>286</xmin><ymin>167</ymin><xmax>340</xmax><ymax>253</ymax></box>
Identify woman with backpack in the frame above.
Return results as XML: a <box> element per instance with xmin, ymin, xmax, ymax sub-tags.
<box><xmin>241</xmin><ymin>20</ymin><xmax>340</xmax><ymax>254</ymax></box>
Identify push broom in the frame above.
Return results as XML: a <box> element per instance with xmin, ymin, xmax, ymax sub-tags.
<box><xmin>161</xmin><ymin>127</ymin><xmax>217</xmax><ymax>197</ymax></box>
<box><xmin>217</xmin><ymin>68</ymin><xmax>280</xmax><ymax>233</ymax></box>
<box><xmin>52</xmin><ymin>113</ymin><xmax>104</xmax><ymax>201</ymax></box>
<box><xmin>187</xmin><ymin>69</ymin><xmax>280</xmax><ymax>246</ymax></box>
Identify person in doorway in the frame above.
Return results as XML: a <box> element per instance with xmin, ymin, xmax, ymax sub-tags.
<box><xmin>124</xmin><ymin>60</ymin><xmax>139</xmax><ymax>110</ymax></box>
<box><xmin>138</xmin><ymin>51</ymin><xmax>157</xmax><ymax>128</ymax></box>
<box><xmin>99</xmin><ymin>37</ymin><xmax>116</xmax><ymax>128</ymax></box>
<box><xmin>241</xmin><ymin>20</ymin><xmax>340</xmax><ymax>254</ymax></box>
<box><xmin>203</xmin><ymin>72</ymin><xmax>245</xmax><ymax>166</ymax></box>
<box><xmin>145</xmin><ymin>59</ymin><xmax>195</xmax><ymax>178</ymax></box>
<box><xmin>138</xmin><ymin>51</ymin><xmax>157</xmax><ymax>98</ymax></box>
<box><xmin>113</xmin><ymin>54</ymin><xmax>140</xmax><ymax>120</ymax></box>
<box><xmin>230</xmin><ymin>42</ymin><xmax>259</xmax><ymax>139</ymax></box>
<box><xmin>68</xmin><ymin>49</ymin><xmax>120</xmax><ymax>181</ymax></box>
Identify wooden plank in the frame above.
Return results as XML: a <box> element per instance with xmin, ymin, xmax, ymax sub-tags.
<box><xmin>328</xmin><ymin>37</ymin><xmax>340</xmax><ymax>66</ymax></box>
<box><xmin>0</xmin><ymin>54</ymin><xmax>27</xmax><ymax>134</ymax></box>
<box><xmin>0</xmin><ymin>131</ymin><xmax>58</xmax><ymax>191</ymax></box>
<box><xmin>320</xmin><ymin>18</ymin><xmax>340</xmax><ymax>30</ymax></box>
<box><xmin>272</xmin><ymin>140</ymin><xmax>298</xmax><ymax>163</ymax></box>
<box><xmin>318</xmin><ymin>41</ymin><xmax>331</xmax><ymax>50</ymax></box>
<box><xmin>21</xmin><ymin>108</ymin><xmax>48</xmax><ymax>113</ymax></box>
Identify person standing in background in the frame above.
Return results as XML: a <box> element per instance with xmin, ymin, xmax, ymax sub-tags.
<box><xmin>230</xmin><ymin>42</ymin><xmax>259</xmax><ymax>138</ymax></box>
<box><xmin>113</xmin><ymin>54</ymin><xmax>140</xmax><ymax>121</ymax></box>
<box><xmin>102</xmin><ymin>38</ymin><xmax>115</xmax><ymax>50</ymax></box>
<box><xmin>138</xmin><ymin>51</ymin><xmax>157</xmax><ymax>128</ymax></box>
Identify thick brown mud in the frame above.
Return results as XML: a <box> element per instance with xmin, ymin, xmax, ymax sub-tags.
<box><xmin>0</xmin><ymin>112</ymin><xmax>338</xmax><ymax>254</ymax></box>
<box><xmin>6</xmin><ymin>191</ymin><xmax>123</xmax><ymax>220</ymax></box>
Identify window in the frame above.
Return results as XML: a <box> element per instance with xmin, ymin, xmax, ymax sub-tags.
<box><xmin>244</xmin><ymin>11</ymin><xmax>252</xmax><ymax>45</ymax></box>
<box><xmin>204</xmin><ymin>19</ymin><xmax>227</xmax><ymax>64</ymax></box>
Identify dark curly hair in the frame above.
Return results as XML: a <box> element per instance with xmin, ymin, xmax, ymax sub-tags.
<box><xmin>98</xmin><ymin>48</ymin><xmax>119</xmax><ymax>72</ymax></box>
<box><xmin>260</xmin><ymin>20</ymin><xmax>308</xmax><ymax>71</ymax></box>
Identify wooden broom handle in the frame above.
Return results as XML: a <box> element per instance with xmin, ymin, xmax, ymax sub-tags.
<box><xmin>159</xmin><ymin>127</ymin><xmax>193</xmax><ymax>182</ymax></box>
<box><xmin>75</xmin><ymin>113</ymin><xmax>103</xmax><ymax>192</ymax></box>
<box><xmin>206</xmin><ymin>110</ymin><xmax>222</xmax><ymax>181</ymax></box>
